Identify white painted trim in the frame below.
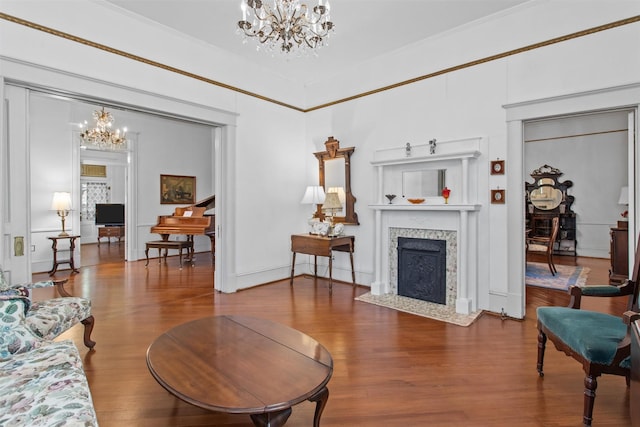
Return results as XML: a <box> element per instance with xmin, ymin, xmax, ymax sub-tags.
<box><xmin>504</xmin><ymin>84</ymin><xmax>640</xmax><ymax>319</ymax></box>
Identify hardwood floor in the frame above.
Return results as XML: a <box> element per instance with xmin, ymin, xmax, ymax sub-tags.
<box><xmin>30</xmin><ymin>248</ymin><xmax>631</xmax><ymax>426</ymax></box>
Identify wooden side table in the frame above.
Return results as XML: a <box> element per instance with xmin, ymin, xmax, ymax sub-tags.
<box><xmin>290</xmin><ymin>234</ymin><xmax>355</xmax><ymax>293</ymax></box>
<box><xmin>97</xmin><ymin>225</ymin><xmax>125</xmax><ymax>245</ymax></box>
<box><xmin>47</xmin><ymin>235</ymin><xmax>80</xmax><ymax>276</ymax></box>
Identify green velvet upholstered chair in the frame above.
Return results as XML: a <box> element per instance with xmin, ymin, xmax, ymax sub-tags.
<box><xmin>536</xmin><ymin>235</ymin><xmax>640</xmax><ymax>426</ymax></box>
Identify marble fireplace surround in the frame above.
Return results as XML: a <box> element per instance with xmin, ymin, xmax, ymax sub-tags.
<box><xmin>369</xmin><ymin>137</ymin><xmax>482</xmax><ymax>315</ymax></box>
<box><xmin>390</xmin><ymin>228</ymin><xmax>457</xmax><ymax>308</ymax></box>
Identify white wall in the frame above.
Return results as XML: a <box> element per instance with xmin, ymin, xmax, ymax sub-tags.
<box><xmin>2</xmin><ymin>1</ymin><xmax>640</xmax><ymax>317</ymax></box>
<box><xmin>20</xmin><ymin>91</ymin><xmax>216</xmax><ymax>272</ymax></box>
<box><xmin>304</xmin><ymin>3</ymin><xmax>640</xmax><ymax>317</ymax></box>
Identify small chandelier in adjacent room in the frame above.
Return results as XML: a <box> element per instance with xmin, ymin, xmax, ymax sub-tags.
<box><xmin>237</xmin><ymin>0</ymin><xmax>334</xmax><ymax>55</ymax></box>
<box><xmin>80</xmin><ymin>107</ymin><xmax>127</xmax><ymax>150</ymax></box>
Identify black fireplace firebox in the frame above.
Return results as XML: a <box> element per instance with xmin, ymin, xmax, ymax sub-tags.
<box><xmin>397</xmin><ymin>237</ymin><xmax>447</xmax><ymax>305</ymax></box>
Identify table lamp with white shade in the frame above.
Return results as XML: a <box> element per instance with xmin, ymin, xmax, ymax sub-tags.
<box><xmin>301</xmin><ymin>185</ymin><xmax>325</xmax><ymax>233</ymax></box>
<box><xmin>51</xmin><ymin>192</ymin><xmax>72</xmax><ymax>236</ymax></box>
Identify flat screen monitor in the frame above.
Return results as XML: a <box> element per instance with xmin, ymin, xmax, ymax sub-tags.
<box><xmin>95</xmin><ymin>203</ymin><xmax>125</xmax><ymax>226</ymax></box>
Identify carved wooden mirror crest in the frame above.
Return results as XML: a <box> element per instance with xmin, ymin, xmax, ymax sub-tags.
<box><xmin>525</xmin><ymin>164</ymin><xmax>574</xmax><ymax>213</ymax></box>
<box><xmin>314</xmin><ymin>136</ymin><xmax>359</xmax><ymax>225</ymax></box>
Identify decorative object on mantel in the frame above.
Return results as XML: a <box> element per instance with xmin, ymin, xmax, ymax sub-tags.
<box><xmin>385</xmin><ymin>194</ymin><xmax>396</xmax><ymax>204</ymax></box>
<box><xmin>237</xmin><ymin>0</ymin><xmax>334</xmax><ymax>55</ymax></box>
<box><xmin>80</xmin><ymin>107</ymin><xmax>127</xmax><ymax>150</ymax></box>
<box><xmin>405</xmin><ymin>143</ymin><xmax>411</xmax><ymax>157</ymax></box>
<box><xmin>491</xmin><ymin>189</ymin><xmax>505</xmax><ymax>204</ymax></box>
<box><xmin>429</xmin><ymin>138</ymin><xmax>437</xmax><ymax>154</ymax></box>
<box><xmin>442</xmin><ymin>187</ymin><xmax>451</xmax><ymax>204</ymax></box>
<box><xmin>618</xmin><ymin>186</ymin><xmax>629</xmax><ymax>229</ymax></box>
<box><xmin>407</xmin><ymin>198</ymin><xmax>425</xmax><ymax>204</ymax></box>
<box><xmin>490</xmin><ymin>159</ymin><xmax>505</xmax><ymax>175</ymax></box>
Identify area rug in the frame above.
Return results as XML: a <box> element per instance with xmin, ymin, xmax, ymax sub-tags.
<box><xmin>355</xmin><ymin>292</ymin><xmax>483</xmax><ymax>327</ymax></box>
<box><xmin>525</xmin><ymin>262</ymin><xmax>590</xmax><ymax>291</ymax></box>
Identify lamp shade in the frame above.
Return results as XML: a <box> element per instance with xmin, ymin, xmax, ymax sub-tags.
<box><xmin>618</xmin><ymin>186</ymin><xmax>629</xmax><ymax>205</ymax></box>
<box><xmin>322</xmin><ymin>192</ymin><xmax>342</xmax><ymax>211</ymax></box>
<box><xmin>301</xmin><ymin>186</ymin><xmax>326</xmax><ymax>204</ymax></box>
<box><xmin>51</xmin><ymin>192</ymin><xmax>72</xmax><ymax>211</ymax></box>
<box><xmin>326</xmin><ymin>186</ymin><xmax>346</xmax><ymax>203</ymax></box>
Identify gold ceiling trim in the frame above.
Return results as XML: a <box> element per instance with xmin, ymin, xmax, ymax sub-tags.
<box><xmin>1</xmin><ymin>12</ymin><xmax>639</xmax><ymax>113</ymax></box>
<box><xmin>0</xmin><ymin>12</ymin><xmax>304</xmax><ymax>113</ymax></box>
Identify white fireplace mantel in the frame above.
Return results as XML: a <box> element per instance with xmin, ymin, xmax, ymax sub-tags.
<box><xmin>369</xmin><ymin>137</ymin><xmax>483</xmax><ymax>315</ymax></box>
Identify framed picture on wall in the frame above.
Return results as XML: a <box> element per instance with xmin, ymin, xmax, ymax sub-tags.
<box><xmin>160</xmin><ymin>174</ymin><xmax>196</xmax><ymax>204</ymax></box>
<box><xmin>491</xmin><ymin>189</ymin><xmax>505</xmax><ymax>204</ymax></box>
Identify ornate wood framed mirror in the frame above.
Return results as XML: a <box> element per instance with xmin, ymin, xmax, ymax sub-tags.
<box><xmin>314</xmin><ymin>136</ymin><xmax>359</xmax><ymax>225</ymax></box>
<box><xmin>525</xmin><ymin>164</ymin><xmax>574</xmax><ymax>213</ymax></box>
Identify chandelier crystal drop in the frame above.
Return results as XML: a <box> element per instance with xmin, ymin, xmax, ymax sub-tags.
<box><xmin>237</xmin><ymin>0</ymin><xmax>334</xmax><ymax>55</ymax></box>
<box><xmin>80</xmin><ymin>107</ymin><xmax>127</xmax><ymax>150</ymax></box>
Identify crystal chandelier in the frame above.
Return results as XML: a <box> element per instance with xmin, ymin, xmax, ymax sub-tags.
<box><xmin>80</xmin><ymin>107</ymin><xmax>127</xmax><ymax>150</ymax></box>
<box><xmin>237</xmin><ymin>0</ymin><xmax>334</xmax><ymax>55</ymax></box>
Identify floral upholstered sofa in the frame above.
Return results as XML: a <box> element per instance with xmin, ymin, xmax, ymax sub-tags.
<box><xmin>0</xmin><ymin>272</ymin><xmax>98</xmax><ymax>426</ymax></box>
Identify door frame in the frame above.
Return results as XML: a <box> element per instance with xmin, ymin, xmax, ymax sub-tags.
<box><xmin>504</xmin><ymin>82</ymin><xmax>640</xmax><ymax>318</ymax></box>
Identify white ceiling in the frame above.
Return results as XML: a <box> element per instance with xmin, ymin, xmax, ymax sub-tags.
<box><xmin>105</xmin><ymin>0</ymin><xmax>530</xmax><ymax>85</ymax></box>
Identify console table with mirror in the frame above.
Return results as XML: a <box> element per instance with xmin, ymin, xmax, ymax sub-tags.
<box><xmin>525</xmin><ymin>164</ymin><xmax>577</xmax><ymax>256</ymax></box>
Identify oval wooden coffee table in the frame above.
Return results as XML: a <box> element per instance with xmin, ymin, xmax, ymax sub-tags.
<box><xmin>146</xmin><ymin>315</ymin><xmax>333</xmax><ymax>427</ymax></box>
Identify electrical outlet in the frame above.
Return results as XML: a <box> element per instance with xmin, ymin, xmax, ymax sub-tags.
<box><xmin>31</xmin><ymin>245</ymin><xmax>36</xmax><ymax>252</ymax></box>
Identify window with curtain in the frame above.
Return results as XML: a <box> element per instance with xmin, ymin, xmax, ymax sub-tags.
<box><xmin>81</xmin><ymin>181</ymin><xmax>109</xmax><ymax>221</ymax></box>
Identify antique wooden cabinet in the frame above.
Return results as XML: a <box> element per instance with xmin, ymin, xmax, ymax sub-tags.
<box><xmin>525</xmin><ymin>165</ymin><xmax>576</xmax><ymax>256</ymax></box>
<box><xmin>609</xmin><ymin>226</ymin><xmax>628</xmax><ymax>284</ymax></box>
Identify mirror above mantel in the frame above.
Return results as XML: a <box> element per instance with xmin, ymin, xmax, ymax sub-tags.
<box><xmin>314</xmin><ymin>136</ymin><xmax>359</xmax><ymax>225</ymax></box>
<box><xmin>402</xmin><ymin>169</ymin><xmax>446</xmax><ymax>199</ymax></box>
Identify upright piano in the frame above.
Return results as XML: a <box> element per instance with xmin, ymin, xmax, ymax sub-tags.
<box><xmin>150</xmin><ymin>195</ymin><xmax>216</xmax><ymax>262</ymax></box>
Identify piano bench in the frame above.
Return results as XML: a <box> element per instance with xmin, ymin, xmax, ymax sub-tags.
<box><xmin>145</xmin><ymin>240</ymin><xmax>194</xmax><ymax>269</ymax></box>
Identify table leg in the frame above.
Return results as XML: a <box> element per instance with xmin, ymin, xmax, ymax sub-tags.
<box><xmin>178</xmin><ymin>247</ymin><xmax>183</xmax><ymax>269</ymax></box>
<box><xmin>290</xmin><ymin>252</ymin><xmax>296</xmax><ymax>286</ymax></box>
<box><xmin>309</xmin><ymin>386</ymin><xmax>329</xmax><ymax>427</ymax></box>
<box><xmin>145</xmin><ymin>246</ymin><xmax>150</xmax><ymax>267</ymax></box>
<box><xmin>349</xmin><ymin>249</ymin><xmax>356</xmax><ymax>287</ymax></box>
<box><xmin>328</xmin><ymin>252</ymin><xmax>333</xmax><ymax>294</ymax></box>
<box><xmin>250</xmin><ymin>407</ymin><xmax>292</xmax><ymax>427</ymax></box>
<box><xmin>68</xmin><ymin>237</ymin><xmax>80</xmax><ymax>273</ymax></box>
<box><xmin>314</xmin><ymin>255</ymin><xmax>318</xmax><ymax>277</ymax></box>
<box><xmin>48</xmin><ymin>239</ymin><xmax>59</xmax><ymax>276</ymax></box>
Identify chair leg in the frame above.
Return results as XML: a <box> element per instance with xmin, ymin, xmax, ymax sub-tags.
<box><xmin>547</xmin><ymin>254</ymin><xmax>557</xmax><ymax>276</ymax></box>
<box><xmin>537</xmin><ymin>329</ymin><xmax>547</xmax><ymax>377</ymax></box>
<box><xmin>81</xmin><ymin>315</ymin><xmax>96</xmax><ymax>349</ymax></box>
<box><xmin>583</xmin><ymin>374</ymin><xmax>597</xmax><ymax>426</ymax></box>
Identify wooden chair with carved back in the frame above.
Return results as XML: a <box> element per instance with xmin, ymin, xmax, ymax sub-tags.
<box><xmin>527</xmin><ymin>216</ymin><xmax>560</xmax><ymax>275</ymax></box>
<box><xmin>536</xmin><ymin>234</ymin><xmax>640</xmax><ymax>426</ymax></box>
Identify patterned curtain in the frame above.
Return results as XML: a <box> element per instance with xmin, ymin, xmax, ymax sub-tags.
<box><xmin>81</xmin><ymin>182</ymin><xmax>109</xmax><ymax>221</ymax></box>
